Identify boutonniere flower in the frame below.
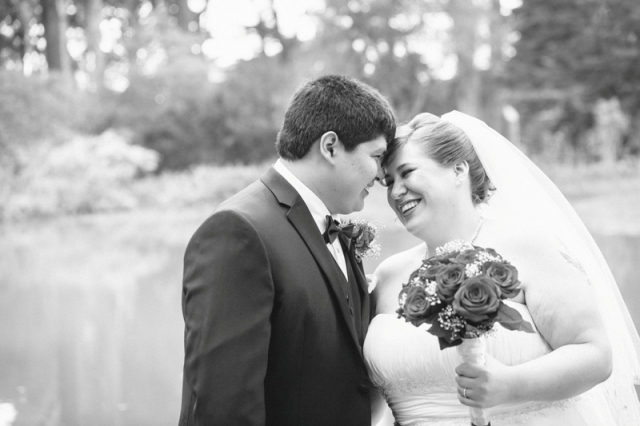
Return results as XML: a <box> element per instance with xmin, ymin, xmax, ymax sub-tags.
<box><xmin>339</xmin><ymin>218</ymin><xmax>382</xmax><ymax>261</ymax></box>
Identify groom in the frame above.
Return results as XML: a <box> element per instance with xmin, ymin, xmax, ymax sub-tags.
<box><xmin>179</xmin><ymin>75</ymin><xmax>396</xmax><ymax>426</ymax></box>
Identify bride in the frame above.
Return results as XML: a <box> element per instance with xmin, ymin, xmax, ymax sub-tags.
<box><xmin>364</xmin><ymin>111</ymin><xmax>640</xmax><ymax>425</ymax></box>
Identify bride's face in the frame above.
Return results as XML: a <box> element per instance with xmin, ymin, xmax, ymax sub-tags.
<box><xmin>383</xmin><ymin>140</ymin><xmax>458</xmax><ymax>237</ymax></box>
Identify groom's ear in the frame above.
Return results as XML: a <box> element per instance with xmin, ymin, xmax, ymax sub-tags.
<box><xmin>453</xmin><ymin>161</ymin><xmax>469</xmax><ymax>185</ymax></box>
<box><xmin>319</xmin><ymin>131</ymin><xmax>341</xmax><ymax>163</ymax></box>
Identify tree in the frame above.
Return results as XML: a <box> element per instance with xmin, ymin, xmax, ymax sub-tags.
<box><xmin>310</xmin><ymin>0</ymin><xmax>435</xmax><ymax>121</ymax></box>
<box><xmin>446</xmin><ymin>0</ymin><xmax>483</xmax><ymax>117</ymax></box>
<box><xmin>41</xmin><ymin>0</ymin><xmax>72</xmax><ymax>76</ymax></box>
<box><xmin>507</xmin><ymin>0</ymin><xmax>640</xmax><ymax>158</ymax></box>
<box><xmin>168</xmin><ymin>0</ymin><xmax>200</xmax><ymax>32</ymax></box>
<box><xmin>246</xmin><ymin>0</ymin><xmax>299</xmax><ymax>63</ymax></box>
<box><xmin>84</xmin><ymin>0</ymin><xmax>106</xmax><ymax>89</ymax></box>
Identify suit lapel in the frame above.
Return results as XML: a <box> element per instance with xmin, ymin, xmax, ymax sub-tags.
<box><xmin>342</xmin><ymin>236</ymin><xmax>371</xmax><ymax>338</ymax></box>
<box><xmin>341</xmin><ymin>237</ymin><xmax>370</xmax><ymax>296</ymax></box>
<box><xmin>261</xmin><ymin>167</ymin><xmax>363</xmax><ymax>357</ymax></box>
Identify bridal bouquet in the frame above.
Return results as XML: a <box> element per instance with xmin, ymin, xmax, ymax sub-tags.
<box><xmin>397</xmin><ymin>240</ymin><xmax>533</xmax><ymax>347</ymax></box>
<box><xmin>396</xmin><ymin>240</ymin><xmax>534</xmax><ymax>426</ymax></box>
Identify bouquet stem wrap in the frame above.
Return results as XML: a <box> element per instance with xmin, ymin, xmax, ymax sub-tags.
<box><xmin>456</xmin><ymin>337</ymin><xmax>490</xmax><ymax>426</ymax></box>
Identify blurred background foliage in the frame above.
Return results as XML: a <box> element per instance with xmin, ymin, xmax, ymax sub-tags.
<box><xmin>1</xmin><ymin>0</ymin><xmax>639</xmax><ymax>219</ymax></box>
<box><xmin>2</xmin><ymin>1</ymin><xmax>640</xmax><ymax>425</ymax></box>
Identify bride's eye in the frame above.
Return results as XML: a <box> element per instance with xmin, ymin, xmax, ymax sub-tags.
<box><xmin>400</xmin><ymin>169</ymin><xmax>414</xmax><ymax>178</ymax></box>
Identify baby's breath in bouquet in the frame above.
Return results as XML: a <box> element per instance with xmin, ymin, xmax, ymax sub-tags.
<box><xmin>396</xmin><ymin>240</ymin><xmax>534</xmax><ymax>426</ymax></box>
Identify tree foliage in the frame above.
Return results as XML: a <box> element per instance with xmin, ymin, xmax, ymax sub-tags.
<box><xmin>507</xmin><ymin>0</ymin><xmax>640</xmax><ymax>159</ymax></box>
<box><xmin>1</xmin><ymin>0</ymin><xmax>640</xmax><ymax>175</ymax></box>
<box><xmin>309</xmin><ymin>0</ymin><xmax>434</xmax><ymax>121</ymax></box>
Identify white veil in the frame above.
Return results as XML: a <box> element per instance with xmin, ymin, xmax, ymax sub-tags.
<box><xmin>441</xmin><ymin>110</ymin><xmax>640</xmax><ymax>424</ymax></box>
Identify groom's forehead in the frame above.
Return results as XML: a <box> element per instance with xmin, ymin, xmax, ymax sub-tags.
<box><xmin>364</xmin><ymin>135</ymin><xmax>388</xmax><ymax>151</ymax></box>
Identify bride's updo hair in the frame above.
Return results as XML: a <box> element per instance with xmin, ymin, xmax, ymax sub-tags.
<box><xmin>383</xmin><ymin>112</ymin><xmax>494</xmax><ymax>205</ymax></box>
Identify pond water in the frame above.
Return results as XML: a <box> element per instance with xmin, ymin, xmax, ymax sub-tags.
<box><xmin>1</xmin><ymin>212</ymin><xmax>639</xmax><ymax>425</ymax></box>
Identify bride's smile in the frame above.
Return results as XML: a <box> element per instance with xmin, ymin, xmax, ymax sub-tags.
<box><xmin>366</xmin><ymin>111</ymin><xmax>633</xmax><ymax>426</ymax></box>
<box><xmin>383</xmin><ymin>138</ymin><xmax>479</xmax><ymax>249</ymax></box>
<box><xmin>398</xmin><ymin>198</ymin><xmax>421</xmax><ymax>215</ymax></box>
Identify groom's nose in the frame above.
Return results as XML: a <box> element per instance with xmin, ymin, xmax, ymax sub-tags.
<box><xmin>375</xmin><ymin>164</ymin><xmax>384</xmax><ymax>182</ymax></box>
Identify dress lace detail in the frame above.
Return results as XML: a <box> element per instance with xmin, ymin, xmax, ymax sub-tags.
<box><xmin>391</xmin><ymin>398</ymin><xmax>580</xmax><ymax>426</ymax></box>
<box><xmin>560</xmin><ymin>250</ymin><xmax>587</xmax><ymax>275</ymax></box>
<box><xmin>373</xmin><ymin>376</ymin><xmax>456</xmax><ymax>398</ymax></box>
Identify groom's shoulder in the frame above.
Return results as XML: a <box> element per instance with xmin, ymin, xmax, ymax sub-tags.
<box><xmin>218</xmin><ymin>178</ymin><xmax>273</xmax><ymax>212</ymax></box>
<box><xmin>186</xmin><ymin>179</ymin><xmax>275</xmax><ymax>245</ymax></box>
<box><xmin>200</xmin><ymin>178</ymin><xmax>278</xmax><ymax>228</ymax></box>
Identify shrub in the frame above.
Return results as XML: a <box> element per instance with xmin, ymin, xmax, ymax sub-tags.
<box><xmin>6</xmin><ymin>131</ymin><xmax>160</xmax><ymax>217</ymax></box>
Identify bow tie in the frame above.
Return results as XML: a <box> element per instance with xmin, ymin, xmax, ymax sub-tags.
<box><xmin>322</xmin><ymin>215</ymin><xmax>355</xmax><ymax>246</ymax></box>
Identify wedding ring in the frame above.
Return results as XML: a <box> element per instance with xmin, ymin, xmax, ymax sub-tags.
<box><xmin>463</xmin><ymin>387</ymin><xmax>468</xmax><ymax>398</ymax></box>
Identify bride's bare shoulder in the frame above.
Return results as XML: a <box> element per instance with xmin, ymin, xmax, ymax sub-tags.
<box><xmin>374</xmin><ymin>243</ymin><xmax>425</xmax><ymax>288</ymax></box>
<box><xmin>372</xmin><ymin>243</ymin><xmax>425</xmax><ymax>314</ymax></box>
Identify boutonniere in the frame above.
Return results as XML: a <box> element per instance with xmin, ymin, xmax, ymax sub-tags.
<box><xmin>339</xmin><ymin>218</ymin><xmax>382</xmax><ymax>261</ymax></box>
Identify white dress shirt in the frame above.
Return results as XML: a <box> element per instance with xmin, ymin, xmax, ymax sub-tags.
<box><xmin>274</xmin><ymin>160</ymin><xmax>349</xmax><ymax>279</ymax></box>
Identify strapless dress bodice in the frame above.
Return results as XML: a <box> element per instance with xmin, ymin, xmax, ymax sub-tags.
<box><xmin>363</xmin><ymin>302</ymin><xmax>612</xmax><ymax>426</ymax></box>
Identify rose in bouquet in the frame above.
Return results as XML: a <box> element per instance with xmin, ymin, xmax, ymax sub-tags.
<box><xmin>397</xmin><ymin>240</ymin><xmax>533</xmax><ymax>348</ymax></box>
<box><xmin>397</xmin><ymin>240</ymin><xmax>534</xmax><ymax>426</ymax></box>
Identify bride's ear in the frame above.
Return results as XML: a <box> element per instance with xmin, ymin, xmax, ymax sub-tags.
<box><xmin>453</xmin><ymin>161</ymin><xmax>469</xmax><ymax>185</ymax></box>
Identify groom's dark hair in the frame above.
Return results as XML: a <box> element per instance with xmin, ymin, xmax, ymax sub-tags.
<box><xmin>276</xmin><ymin>75</ymin><xmax>396</xmax><ymax>160</ymax></box>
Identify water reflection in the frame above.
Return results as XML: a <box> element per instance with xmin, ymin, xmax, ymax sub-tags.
<box><xmin>0</xmin><ymin>214</ymin><xmax>638</xmax><ymax>425</ymax></box>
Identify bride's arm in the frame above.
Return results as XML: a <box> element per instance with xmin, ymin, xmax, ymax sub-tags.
<box><xmin>369</xmin><ymin>263</ymin><xmax>393</xmax><ymax>424</ymax></box>
<box><xmin>455</xmin><ymin>236</ymin><xmax>612</xmax><ymax>408</ymax></box>
<box><xmin>371</xmin><ymin>243</ymin><xmax>426</xmax><ymax>315</ymax></box>
<box><xmin>368</xmin><ymin>252</ymin><xmax>421</xmax><ymax>424</ymax></box>
<box><xmin>368</xmin><ymin>245</ymin><xmax>426</xmax><ymax>422</ymax></box>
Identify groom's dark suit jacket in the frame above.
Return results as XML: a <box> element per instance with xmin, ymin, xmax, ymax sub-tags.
<box><xmin>179</xmin><ymin>167</ymin><xmax>373</xmax><ymax>426</ymax></box>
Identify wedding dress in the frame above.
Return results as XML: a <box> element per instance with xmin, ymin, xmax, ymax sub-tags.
<box><xmin>365</xmin><ymin>301</ymin><xmax>618</xmax><ymax>425</ymax></box>
<box><xmin>364</xmin><ymin>111</ymin><xmax>640</xmax><ymax>425</ymax></box>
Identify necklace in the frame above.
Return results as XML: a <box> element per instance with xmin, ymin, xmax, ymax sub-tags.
<box><xmin>424</xmin><ymin>216</ymin><xmax>484</xmax><ymax>259</ymax></box>
<box><xmin>470</xmin><ymin>216</ymin><xmax>484</xmax><ymax>244</ymax></box>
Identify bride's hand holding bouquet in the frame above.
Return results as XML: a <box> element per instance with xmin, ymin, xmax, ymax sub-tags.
<box><xmin>397</xmin><ymin>240</ymin><xmax>535</xmax><ymax>426</ymax></box>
